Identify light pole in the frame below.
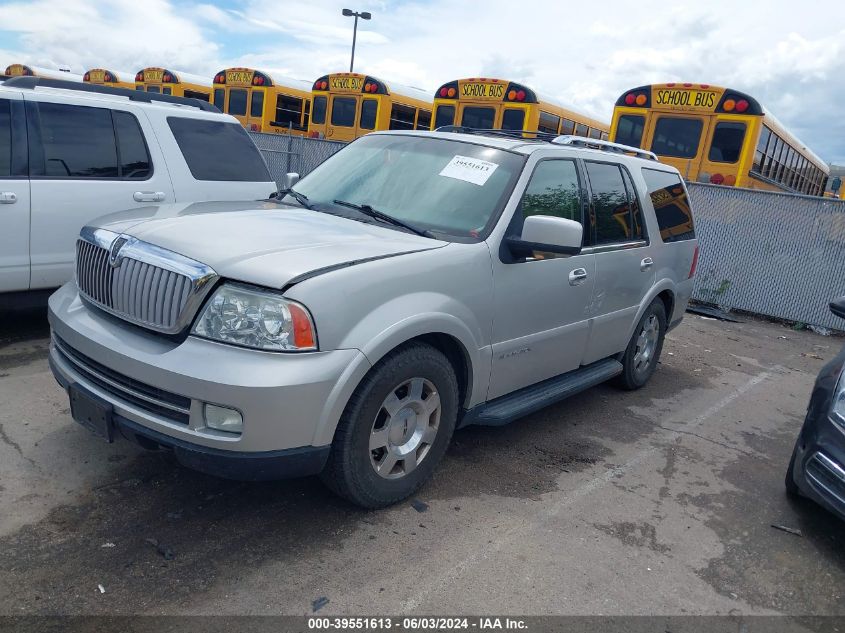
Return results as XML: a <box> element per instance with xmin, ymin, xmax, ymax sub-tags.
<box><xmin>342</xmin><ymin>8</ymin><xmax>371</xmax><ymax>73</ymax></box>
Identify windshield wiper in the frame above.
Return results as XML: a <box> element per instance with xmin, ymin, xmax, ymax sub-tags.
<box><xmin>332</xmin><ymin>199</ymin><xmax>434</xmax><ymax>238</ymax></box>
<box><xmin>273</xmin><ymin>188</ymin><xmax>313</xmax><ymax>210</ymax></box>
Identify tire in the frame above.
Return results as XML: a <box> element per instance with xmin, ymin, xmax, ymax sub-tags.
<box><xmin>320</xmin><ymin>342</ymin><xmax>459</xmax><ymax>508</ymax></box>
<box><xmin>785</xmin><ymin>442</ymin><xmax>801</xmax><ymax>498</ymax></box>
<box><xmin>614</xmin><ymin>299</ymin><xmax>667</xmax><ymax>390</ymax></box>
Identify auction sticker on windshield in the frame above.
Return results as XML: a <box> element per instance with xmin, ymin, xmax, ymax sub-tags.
<box><xmin>439</xmin><ymin>155</ymin><xmax>499</xmax><ymax>186</ymax></box>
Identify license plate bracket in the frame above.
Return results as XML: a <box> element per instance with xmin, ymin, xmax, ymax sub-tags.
<box><xmin>69</xmin><ymin>384</ymin><xmax>114</xmax><ymax>443</ymax></box>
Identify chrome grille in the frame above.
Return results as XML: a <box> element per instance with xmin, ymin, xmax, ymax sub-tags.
<box><xmin>75</xmin><ymin>227</ymin><xmax>218</xmax><ymax>334</ymax></box>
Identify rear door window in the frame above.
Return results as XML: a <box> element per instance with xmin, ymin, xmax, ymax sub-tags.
<box><xmin>331</xmin><ymin>97</ymin><xmax>356</xmax><ymax>127</ymax></box>
<box><xmin>359</xmin><ymin>99</ymin><xmax>378</xmax><ymax>130</ymax></box>
<box><xmin>709</xmin><ymin>121</ymin><xmax>746</xmax><ymax>163</ymax></box>
<box><xmin>228</xmin><ymin>89</ymin><xmax>247</xmax><ymax>116</ymax></box>
<box><xmin>615</xmin><ymin>115</ymin><xmax>645</xmax><ymax>147</ymax></box>
<box><xmin>213</xmin><ymin>88</ymin><xmax>225</xmax><ymax>110</ymax></box>
<box><xmin>36</xmin><ymin>102</ymin><xmax>118</xmax><ymax>178</ymax></box>
<box><xmin>0</xmin><ymin>99</ymin><xmax>10</xmax><ymax>177</ymax></box>
<box><xmin>501</xmin><ymin>109</ymin><xmax>525</xmax><ymax>131</ymax></box>
<box><xmin>113</xmin><ymin>111</ymin><xmax>152</xmax><ymax>179</ymax></box>
<box><xmin>312</xmin><ymin>96</ymin><xmax>327</xmax><ymax>125</ymax></box>
<box><xmin>167</xmin><ymin>117</ymin><xmax>271</xmax><ymax>182</ymax></box>
<box><xmin>650</xmin><ymin>117</ymin><xmax>703</xmax><ymax>158</ymax></box>
<box><xmin>642</xmin><ymin>168</ymin><xmax>696</xmax><ymax>242</ymax></box>
<box><xmin>250</xmin><ymin>90</ymin><xmax>264</xmax><ymax>118</ymax></box>
<box><xmin>585</xmin><ymin>161</ymin><xmax>633</xmax><ymax>244</ymax></box>
<box><xmin>461</xmin><ymin>106</ymin><xmax>494</xmax><ymax>129</ymax></box>
<box><xmin>434</xmin><ymin>105</ymin><xmax>455</xmax><ymax>129</ymax></box>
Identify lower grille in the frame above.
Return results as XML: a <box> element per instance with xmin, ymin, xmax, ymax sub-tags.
<box><xmin>53</xmin><ymin>335</ymin><xmax>191</xmax><ymax>425</ymax></box>
<box><xmin>806</xmin><ymin>452</ymin><xmax>845</xmax><ymax>507</ymax></box>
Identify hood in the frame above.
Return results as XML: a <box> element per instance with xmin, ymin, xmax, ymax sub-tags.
<box><xmin>91</xmin><ymin>200</ymin><xmax>446</xmax><ymax>289</ymax></box>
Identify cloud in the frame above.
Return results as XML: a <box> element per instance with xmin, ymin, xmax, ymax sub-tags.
<box><xmin>1</xmin><ymin>0</ymin><xmax>844</xmax><ymax>162</ymax></box>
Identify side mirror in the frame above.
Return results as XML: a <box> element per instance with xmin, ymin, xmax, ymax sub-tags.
<box><xmin>280</xmin><ymin>172</ymin><xmax>300</xmax><ymax>191</ymax></box>
<box><xmin>830</xmin><ymin>296</ymin><xmax>845</xmax><ymax>320</ymax></box>
<box><xmin>507</xmin><ymin>215</ymin><xmax>583</xmax><ymax>258</ymax></box>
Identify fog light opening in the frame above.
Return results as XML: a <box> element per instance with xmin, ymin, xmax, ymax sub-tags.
<box><xmin>203</xmin><ymin>403</ymin><xmax>243</xmax><ymax>434</ymax></box>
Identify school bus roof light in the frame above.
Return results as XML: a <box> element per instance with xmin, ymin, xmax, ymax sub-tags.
<box><xmin>214</xmin><ymin>73</ymin><xmax>225</xmax><ymax>84</ymax></box>
<box><xmin>104</xmin><ymin>72</ymin><xmax>113</xmax><ymax>82</ymax></box>
<box><xmin>163</xmin><ymin>73</ymin><xmax>173</xmax><ymax>82</ymax></box>
<box><xmin>723</xmin><ymin>99</ymin><xmax>735</xmax><ymax>112</ymax></box>
<box><xmin>83</xmin><ymin>72</ymin><xmax>90</xmax><ymax>81</ymax></box>
<box><xmin>734</xmin><ymin>99</ymin><xmax>749</xmax><ymax>113</ymax></box>
<box><xmin>135</xmin><ymin>72</ymin><xmax>144</xmax><ymax>82</ymax></box>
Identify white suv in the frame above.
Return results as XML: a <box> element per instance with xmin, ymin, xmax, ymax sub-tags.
<box><xmin>0</xmin><ymin>77</ymin><xmax>276</xmax><ymax>303</ymax></box>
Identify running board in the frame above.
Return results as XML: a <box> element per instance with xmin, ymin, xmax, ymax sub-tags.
<box><xmin>459</xmin><ymin>358</ymin><xmax>623</xmax><ymax>428</ymax></box>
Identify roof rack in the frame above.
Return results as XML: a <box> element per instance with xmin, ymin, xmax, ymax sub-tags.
<box><xmin>551</xmin><ymin>135</ymin><xmax>658</xmax><ymax>161</ymax></box>
<box><xmin>2</xmin><ymin>76</ymin><xmax>220</xmax><ymax>112</ymax></box>
<box><xmin>435</xmin><ymin>126</ymin><xmax>658</xmax><ymax>161</ymax></box>
<box><xmin>435</xmin><ymin>126</ymin><xmax>563</xmax><ymax>141</ymax></box>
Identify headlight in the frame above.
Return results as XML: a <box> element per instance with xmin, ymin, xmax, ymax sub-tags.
<box><xmin>833</xmin><ymin>370</ymin><xmax>845</xmax><ymax>429</ymax></box>
<box><xmin>192</xmin><ymin>284</ymin><xmax>317</xmax><ymax>351</ymax></box>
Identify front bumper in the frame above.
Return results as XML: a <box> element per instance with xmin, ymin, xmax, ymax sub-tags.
<box><xmin>48</xmin><ymin>283</ymin><xmax>371</xmax><ymax>479</ymax></box>
<box><xmin>791</xmin><ymin>412</ymin><xmax>845</xmax><ymax>521</ymax></box>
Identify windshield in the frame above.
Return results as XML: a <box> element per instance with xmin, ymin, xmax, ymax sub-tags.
<box><xmin>292</xmin><ymin>134</ymin><xmax>524</xmax><ymax>239</ymax></box>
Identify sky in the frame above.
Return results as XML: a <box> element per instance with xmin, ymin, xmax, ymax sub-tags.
<box><xmin>1</xmin><ymin>0</ymin><xmax>844</xmax><ymax>163</ymax></box>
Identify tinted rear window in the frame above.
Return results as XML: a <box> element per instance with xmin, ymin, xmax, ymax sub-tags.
<box><xmin>501</xmin><ymin>109</ymin><xmax>525</xmax><ymax>131</ymax></box>
<box><xmin>228</xmin><ymin>89</ymin><xmax>247</xmax><ymax>116</ymax></box>
<box><xmin>213</xmin><ymin>88</ymin><xmax>224</xmax><ymax>110</ymax></box>
<box><xmin>167</xmin><ymin>117</ymin><xmax>271</xmax><ymax>182</ymax></box>
<box><xmin>651</xmin><ymin>117</ymin><xmax>702</xmax><ymax>158</ymax></box>
<box><xmin>642</xmin><ymin>168</ymin><xmax>696</xmax><ymax>242</ymax></box>
<box><xmin>250</xmin><ymin>90</ymin><xmax>264</xmax><ymax>118</ymax></box>
<box><xmin>360</xmin><ymin>99</ymin><xmax>377</xmax><ymax>130</ymax></box>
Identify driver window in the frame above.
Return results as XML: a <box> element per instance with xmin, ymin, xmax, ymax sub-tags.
<box><xmin>520</xmin><ymin>159</ymin><xmax>582</xmax><ymax>223</ymax></box>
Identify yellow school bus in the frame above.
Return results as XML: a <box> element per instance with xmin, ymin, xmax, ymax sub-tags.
<box><xmin>212</xmin><ymin>67</ymin><xmax>313</xmax><ymax>134</ymax></box>
<box><xmin>4</xmin><ymin>64</ymin><xmax>83</xmax><ymax>82</ymax></box>
<box><xmin>83</xmin><ymin>68</ymin><xmax>135</xmax><ymax>90</ymax></box>
<box><xmin>431</xmin><ymin>77</ymin><xmax>609</xmax><ymax>140</ymax></box>
<box><xmin>610</xmin><ymin>83</ymin><xmax>829</xmax><ymax>196</ymax></box>
<box><xmin>308</xmin><ymin>72</ymin><xmax>433</xmax><ymax>142</ymax></box>
<box><xmin>135</xmin><ymin>67</ymin><xmax>212</xmax><ymax>101</ymax></box>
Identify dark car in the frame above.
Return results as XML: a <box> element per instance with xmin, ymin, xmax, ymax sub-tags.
<box><xmin>785</xmin><ymin>296</ymin><xmax>845</xmax><ymax>521</ymax></box>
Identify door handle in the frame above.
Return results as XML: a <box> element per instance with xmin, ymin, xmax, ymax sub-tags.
<box><xmin>569</xmin><ymin>268</ymin><xmax>588</xmax><ymax>286</ymax></box>
<box><xmin>640</xmin><ymin>257</ymin><xmax>654</xmax><ymax>271</ymax></box>
<box><xmin>133</xmin><ymin>191</ymin><xmax>165</xmax><ymax>203</ymax></box>
<box><xmin>0</xmin><ymin>191</ymin><xmax>17</xmax><ymax>204</ymax></box>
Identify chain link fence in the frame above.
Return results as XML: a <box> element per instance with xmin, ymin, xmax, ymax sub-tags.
<box><xmin>249</xmin><ymin>132</ymin><xmax>345</xmax><ymax>187</ymax></box>
<box><xmin>688</xmin><ymin>182</ymin><xmax>845</xmax><ymax>331</ymax></box>
<box><xmin>249</xmin><ymin>133</ymin><xmax>845</xmax><ymax>331</ymax></box>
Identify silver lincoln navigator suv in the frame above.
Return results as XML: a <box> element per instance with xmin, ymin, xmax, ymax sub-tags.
<box><xmin>48</xmin><ymin>129</ymin><xmax>699</xmax><ymax>508</ymax></box>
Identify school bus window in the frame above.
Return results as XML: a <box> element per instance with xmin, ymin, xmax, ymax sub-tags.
<box><xmin>574</xmin><ymin>123</ymin><xmax>588</xmax><ymax>137</ymax></box>
<box><xmin>538</xmin><ymin>111</ymin><xmax>560</xmax><ymax>134</ymax></box>
<box><xmin>461</xmin><ymin>106</ymin><xmax>495</xmax><ymax>129</ymax></box>
<box><xmin>331</xmin><ymin>97</ymin><xmax>356</xmax><ymax>127</ymax></box>
<box><xmin>312</xmin><ymin>96</ymin><xmax>327</xmax><ymax>125</ymax></box>
<box><xmin>650</xmin><ymin>117</ymin><xmax>702</xmax><ymax>159</ymax></box>
<box><xmin>135</xmin><ymin>86</ymin><xmax>144</xmax><ymax>92</ymax></box>
<box><xmin>708</xmin><ymin>121</ymin><xmax>745</xmax><ymax>163</ymax></box>
<box><xmin>434</xmin><ymin>105</ymin><xmax>454</xmax><ymax>129</ymax></box>
<box><xmin>303</xmin><ymin>100</ymin><xmax>311</xmax><ymax>129</ymax></box>
<box><xmin>561</xmin><ymin>119</ymin><xmax>575</xmax><ymax>135</ymax></box>
<box><xmin>213</xmin><ymin>89</ymin><xmax>224</xmax><ymax>110</ymax></box>
<box><xmin>501</xmin><ymin>109</ymin><xmax>525</xmax><ymax>131</ymax></box>
<box><xmin>360</xmin><ymin>99</ymin><xmax>377</xmax><ymax>130</ymax></box>
<box><xmin>147</xmin><ymin>86</ymin><xmax>160</xmax><ymax>94</ymax></box>
<box><xmin>250</xmin><ymin>91</ymin><xmax>264</xmax><ymax>118</ymax></box>
<box><xmin>228</xmin><ymin>89</ymin><xmax>247</xmax><ymax>116</ymax></box>
<box><xmin>588</xmin><ymin>128</ymin><xmax>602</xmax><ymax>140</ymax></box>
<box><xmin>615</xmin><ymin>114</ymin><xmax>644</xmax><ymax>147</ymax></box>
<box><xmin>273</xmin><ymin>95</ymin><xmax>303</xmax><ymax>128</ymax></box>
<box><xmin>601</xmin><ymin>132</ymin><xmax>609</xmax><ymax>141</ymax></box>
<box><xmin>184</xmin><ymin>89</ymin><xmax>209</xmax><ymax>102</ymax></box>
<box><xmin>389</xmin><ymin>103</ymin><xmax>416</xmax><ymax>130</ymax></box>
<box><xmin>416</xmin><ymin>109</ymin><xmax>431</xmax><ymax>130</ymax></box>
<box><xmin>162</xmin><ymin>87</ymin><xmax>172</xmax><ymax>96</ymax></box>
